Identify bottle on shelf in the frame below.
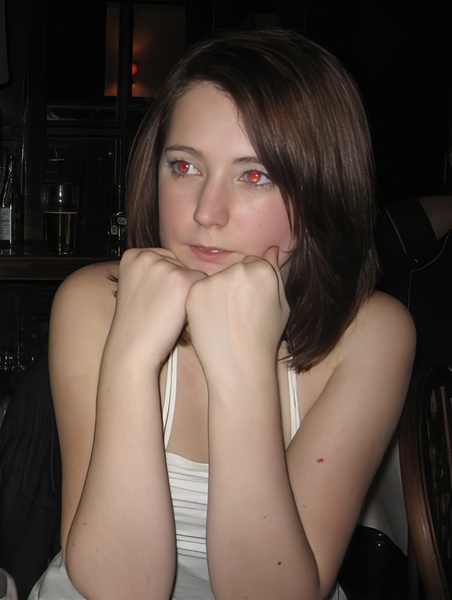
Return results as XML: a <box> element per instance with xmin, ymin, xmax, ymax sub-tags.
<box><xmin>108</xmin><ymin>210</ymin><xmax>127</xmax><ymax>258</ymax></box>
<box><xmin>0</xmin><ymin>155</ymin><xmax>13</xmax><ymax>253</ymax></box>
<box><xmin>108</xmin><ymin>184</ymin><xmax>127</xmax><ymax>258</ymax></box>
<box><xmin>0</xmin><ymin>151</ymin><xmax>22</xmax><ymax>255</ymax></box>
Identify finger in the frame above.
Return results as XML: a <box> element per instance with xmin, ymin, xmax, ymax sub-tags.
<box><xmin>263</xmin><ymin>246</ymin><xmax>280</xmax><ymax>270</ymax></box>
<box><xmin>121</xmin><ymin>247</ymin><xmax>192</xmax><ymax>273</ymax></box>
<box><xmin>241</xmin><ymin>247</ymin><xmax>280</xmax><ymax>277</ymax></box>
<box><xmin>187</xmin><ymin>269</ymin><xmax>209</xmax><ymax>285</ymax></box>
<box><xmin>119</xmin><ymin>247</ymin><xmax>176</xmax><ymax>268</ymax></box>
<box><xmin>263</xmin><ymin>247</ymin><xmax>290</xmax><ymax>311</ymax></box>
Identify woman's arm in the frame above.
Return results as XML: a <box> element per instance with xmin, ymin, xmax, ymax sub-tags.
<box><xmin>187</xmin><ymin>251</ymin><xmax>415</xmax><ymax>598</ymax></box>
<box><xmin>51</xmin><ymin>250</ymin><xmax>205</xmax><ymax>599</ymax></box>
<box><xmin>187</xmin><ymin>250</ymin><xmax>319</xmax><ymax>598</ymax></box>
<box><xmin>286</xmin><ymin>292</ymin><xmax>415</xmax><ymax>596</ymax></box>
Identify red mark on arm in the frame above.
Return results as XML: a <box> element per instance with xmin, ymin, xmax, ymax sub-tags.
<box><xmin>316</xmin><ymin>457</ymin><xmax>324</xmax><ymax>463</ymax></box>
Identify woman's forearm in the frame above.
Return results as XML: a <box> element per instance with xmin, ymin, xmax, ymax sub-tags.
<box><xmin>206</xmin><ymin>363</ymin><xmax>320</xmax><ymax>599</ymax></box>
<box><xmin>65</xmin><ymin>349</ymin><xmax>176</xmax><ymax>599</ymax></box>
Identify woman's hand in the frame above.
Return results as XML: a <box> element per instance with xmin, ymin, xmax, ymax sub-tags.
<box><xmin>108</xmin><ymin>248</ymin><xmax>207</xmax><ymax>370</ymax></box>
<box><xmin>186</xmin><ymin>246</ymin><xmax>289</xmax><ymax>380</ymax></box>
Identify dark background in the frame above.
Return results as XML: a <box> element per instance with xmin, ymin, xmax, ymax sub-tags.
<box><xmin>1</xmin><ymin>0</ymin><xmax>452</xmax><ymax>251</ymax></box>
<box><xmin>43</xmin><ymin>0</ymin><xmax>452</xmax><ymax>204</ymax></box>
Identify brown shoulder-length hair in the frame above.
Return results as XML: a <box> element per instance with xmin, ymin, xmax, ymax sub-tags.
<box><xmin>126</xmin><ymin>29</ymin><xmax>378</xmax><ymax>372</ymax></box>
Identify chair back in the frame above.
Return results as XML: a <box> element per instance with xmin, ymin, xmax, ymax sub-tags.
<box><xmin>399</xmin><ymin>364</ymin><xmax>452</xmax><ymax>600</ymax></box>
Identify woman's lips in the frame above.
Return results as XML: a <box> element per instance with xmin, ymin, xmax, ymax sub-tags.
<box><xmin>189</xmin><ymin>245</ymin><xmax>233</xmax><ymax>262</ymax></box>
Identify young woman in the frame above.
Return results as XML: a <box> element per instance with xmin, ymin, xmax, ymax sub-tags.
<box><xmin>29</xmin><ymin>30</ymin><xmax>415</xmax><ymax>600</ymax></box>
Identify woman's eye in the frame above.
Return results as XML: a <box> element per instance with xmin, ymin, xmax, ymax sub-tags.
<box><xmin>170</xmin><ymin>160</ymin><xmax>199</xmax><ymax>176</ymax></box>
<box><xmin>242</xmin><ymin>170</ymin><xmax>272</xmax><ymax>186</ymax></box>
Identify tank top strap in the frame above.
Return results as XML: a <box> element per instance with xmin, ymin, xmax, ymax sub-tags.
<box><xmin>163</xmin><ymin>348</ymin><xmax>300</xmax><ymax>447</ymax></box>
<box><xmin>162</xmin><ymin>346</ymin><xmax>178</xmax><ymax>449</ymax></box>
<box><xmin>288</xmin><ymin>367</ymin><xmax>301</xmax><ymax>439</ymax></box>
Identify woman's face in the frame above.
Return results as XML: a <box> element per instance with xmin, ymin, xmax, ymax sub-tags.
<box><xmin>158</xmin><ymin>82</ymin><xmax>295</xmax><ymax>276</ymax></box>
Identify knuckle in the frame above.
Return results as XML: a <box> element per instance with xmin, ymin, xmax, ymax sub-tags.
<box><xmin>187</xmin><ymin>276</ymin><xmax>203</xmax><ymax>298</ymax></box>
<box><xmin>253</xmin><ymin>259</ymin><xmax>278</xmax><ymax>286</ymax></box>
<box><xmin>119</xmin><ymin>247</ymin><xmax>137</xmax><ymax>265</ymax></box>
<box><xmin>167</xmin><ymin>267</ymin><xmax>194</xmax><ymax>294</ymax></box>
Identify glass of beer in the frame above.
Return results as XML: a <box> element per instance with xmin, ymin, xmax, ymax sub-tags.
<box><xmin>44</xmin><ymin>183</ymin><xmax>78</xmax><ymax>255</ymax></box>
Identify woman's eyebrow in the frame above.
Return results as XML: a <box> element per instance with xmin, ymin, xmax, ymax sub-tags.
<box><xmin>163</xmin><ymin>145</ymin><xmax>203</xmax><ymax>159</ymax></box>
<box><xmin>163</xmin><ymin>146</ymin><xmax>262</xmax><ymax>166</ymax></box>
<box><xmin>234</xmin><ymin>156</ymin><xmax>262</xmax><ymax>166</ymax></box>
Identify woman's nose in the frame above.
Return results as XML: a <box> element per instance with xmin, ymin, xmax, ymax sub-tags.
<box><xmin>193</xmin><ymin>179</ymin><xmax>230</xmax><ymax>228</ymax></box>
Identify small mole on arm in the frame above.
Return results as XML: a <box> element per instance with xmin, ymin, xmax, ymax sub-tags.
<box><xmin>277</xmin><ymin>561</ymin><xmax>282</xmax><ymax>565</ymax></box>
<box><xmin>316</xmin><ymin>457</ymin><xmax>324</xmax><ymax>463</ymax></box>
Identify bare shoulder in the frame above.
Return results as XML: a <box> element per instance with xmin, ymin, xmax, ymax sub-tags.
<box><xmin>49</xmin><ymin>260</ymin><xmax>119</xmax><ymax>378</ymax></box>
<box><xmin>54</xmin><ymin>259</ymin><xmax>119</xmax><ymax>305</ymax></box>
<box><xmin>52</xmin><ymin>260</ymin><xmax>119</xmax><ymax>327</ymax></box>
<box><xmin>345</xmin><ymin>291</ymin><xmax>416</xmax><ymax>358</ymax></box>
<box><xmin>359</xmin><ymin>289</ymin><xmax>415</xmax><ymax>326</ymax></box>
<box><xmin>295</xmin><ymin>291</ymin><xmax>416</xmax><ymax>419</ymax></box>
<box><xmin>332</xmin><ymin>290</ymin><xmax>416</xmax><ymax>409</ymax></box>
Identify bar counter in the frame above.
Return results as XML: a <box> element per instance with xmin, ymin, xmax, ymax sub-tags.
<box><xmin>0</xmin><ymin>253</ymin><xmax>110</xmax><ymax>281</ymax></box>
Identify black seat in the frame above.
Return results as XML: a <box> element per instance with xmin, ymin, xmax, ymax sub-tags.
<box><xmin>0</xmin><ymin>355</ymin><xmax>61</xmax><ymax>600</ymax></box>
<box><xmin>338</xmin><ymin>523</ymin><xmax>408</xmax><ymax>599</ymax></box>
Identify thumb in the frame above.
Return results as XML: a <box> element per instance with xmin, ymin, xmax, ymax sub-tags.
<box><xmin>263</xmin><ymin>246</ymin><xmax>280</xmax><ymax>270</ymax></box>
<box><xmin>263</xmin><ymin>247</ymin><xmax>289</xmax><ymax>312</ymax></box>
